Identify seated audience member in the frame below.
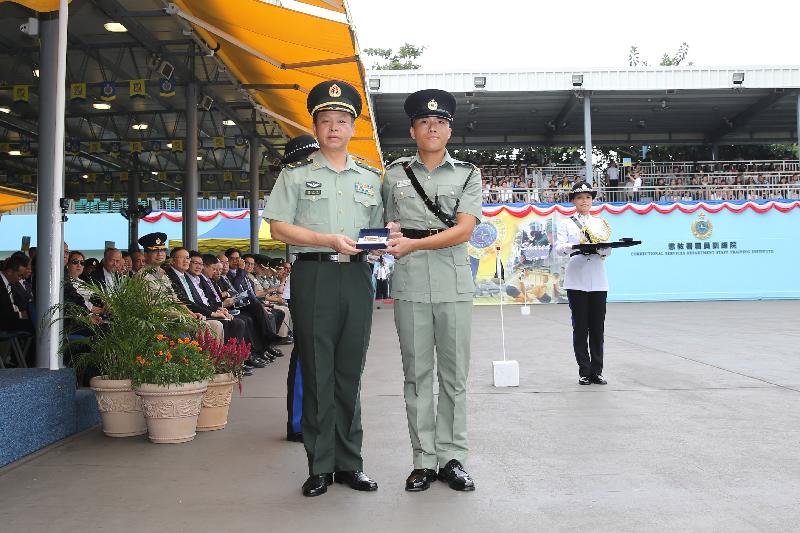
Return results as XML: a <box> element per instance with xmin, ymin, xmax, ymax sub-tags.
<box><xmin>136</xmin><ymin>233</ymin><xmax>224</xmax><ymax>341</ymax></box>
<box><xmin>91</xmin><ymin>247</ymin><xmax>123</xmax><ymax>290</ymax></box>
<box><xmin>81</xmin><ymin>257</ymin><xmax>99</xmax><ymax>281</ymax></box>
<box><xmin>130</xmin><ymin>251</ymin><xmax>146</xmax><ymax>273</ymax></box>
<box><xmin>121</xmin><ymin>251</ymin><xmax>133</xmax><ymax>275</ymax></box>
<box><xmin>1</xmin><ymin>254</ymin><xmax>35</xmax><ymax>366</ymax></box>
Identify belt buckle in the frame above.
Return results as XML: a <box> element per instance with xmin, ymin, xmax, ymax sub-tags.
<box><xmin>336</xmin><ymin>253</ymin><xmax>350</xmax><ymax>263</ymax></box>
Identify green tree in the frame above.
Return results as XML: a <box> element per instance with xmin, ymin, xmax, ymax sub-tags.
<box><xmin>629</xmin><ymin>42</ymin><xmax>693</xmax><ymax>67</ymax></box>
<box><xmin>364</xmin><ymin>43</ymin><xmax>425</xmax><ymax>70</ymax></box>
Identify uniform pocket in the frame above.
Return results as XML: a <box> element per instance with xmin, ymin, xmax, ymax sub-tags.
<box><xmin>393</xmin><ymin>188</ymin><xmax>425</xmax><ymax>222</ymax></box>
<box><xmin>353</xmin><ymin>192</ymin><xmax>378</xmax><ymax>229</ymax></box>
<box><xmin>437</xmin><ymin>184</ymin><xmax>459</xmax><ymax>214</ymax></box>
<box><xmin>296</xmin><ymin>192</ymin><xmax>329</xmax><ymax>225</ymax></box>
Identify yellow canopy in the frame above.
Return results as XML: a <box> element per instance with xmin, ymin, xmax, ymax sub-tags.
<box><xmin>0</xmin><ymin>186</ymin><xmax>36</xmax><ymax>214</ymax></box>
<box><xmin>172</xmin><ymin>0</ymin><xmax>383</xmax><ymax>169</ymax></box>
<box><xmin>0</xmin><ymin>0</ymin><xmax>67</xmax><ymax>11</ymax></box>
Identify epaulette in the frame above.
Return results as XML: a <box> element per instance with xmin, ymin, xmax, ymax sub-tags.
<box><xmin>454</xmin><ymin>160</ymin><xmax>479</xmax><ymax>171</ymax></box>
<box><xmin>354</xmin><ymin>159</ymin><xmax>381</xmax><ymax>175</ymax></box>
<box><xmin>285</xmin><ymin>158</ymin><xmax>313</xmax><ymax>170</ymax></box>
<box><xmin>386</xmin><ymin>156</ymin><xmax>412</xmax><ymax>168</ymax></box>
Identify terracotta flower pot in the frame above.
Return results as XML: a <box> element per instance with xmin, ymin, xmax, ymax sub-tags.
<box><xmin>90</xmin><ymin>376</ymin><xmax>147</xmax><ymax>438</ymax></box>
<box><xmin>134</xmin><ymin>380</ymin><xmax>209</xmax><ymax>444</ymax></box>
<box><xmin>197</xmin><ymin>373</ymin><xmax>236</xmax><ymax>432</ymax></box>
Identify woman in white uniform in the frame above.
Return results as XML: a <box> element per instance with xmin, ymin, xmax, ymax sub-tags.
<box><xmin>555</xmin><ymin>182</ymin><xmax>611</xmax><ymax>385</ymax></box>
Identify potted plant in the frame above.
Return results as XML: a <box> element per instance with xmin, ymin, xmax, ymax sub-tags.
<box><xmin>195</xmin><ymin>329</ymin><xmax>251</xmax><ymax>432</ymax></box>
<box><xmin>57</xmin><ymin>274</ymin><xmax>199</xmax><ymax>438</ymax></box>
<box><xmin>132</xmin><ymin>333</ymin><xmax>215</xmax><ymax>443</ymax></box>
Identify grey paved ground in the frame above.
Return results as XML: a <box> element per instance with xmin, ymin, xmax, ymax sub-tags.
<box><xmin>1</xmin><ymin>300</ymin><xmax>799</xmax><ymax>533</ymax></box>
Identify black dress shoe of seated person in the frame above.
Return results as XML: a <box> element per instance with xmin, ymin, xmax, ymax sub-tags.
<box><xmin>279</xmin><ymin>335</ymin><xmax>294</xmax><ymax>345</ymax></box>
<box><xmin>334</xmin><ymin>470</ymin><xmax>378</xmax><ymax>491</ymax></box>
<box><xmin>265</xmin><ymin>345</ymin><xmax>284</xmax><ymax>358</ymax></box>
<box><xmin>302</xmin><ymin>473</ymin><xmax>333</xmax><ymax>497</ymax></box>
<box><xmin>242</xmin><ymin>367</ymin><xmax>254</xmax><ymax>377</ymax></box>
<box><xmin>578</xmin><ymin>376</ymin><xmax>591</xmax><ymax>385</ymax></box>
<box><xmin>438</xmin><ymin>460</ymin><xmax>475</xmax><ymax>491</ymax></box>
<box><xmin>405</xmin><ymin>468</ymin><xmax>438</xmax><ymax>492</ymax></box>
<box><xmin>287</xmin><ymin>432</ymin><xmax>303</xmax><ymax>443</ymax></box>
<box><xmin>590</xmin><ymin>374</ymin><xmax>607</xmax><ymax>385</ymax></box>
<box><xmin>245</xmin><ymin>357</ymin><xmax>266</xmax><ymax>369</ymax></box>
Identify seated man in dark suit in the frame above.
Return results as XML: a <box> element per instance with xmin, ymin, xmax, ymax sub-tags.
<box><xmin>1</xmin><ymin>254</ymin><xmax>35</xmax><ymax>366</ymax></box>
<box><xmin>166</xmin><ymin>248</ymin><xmax>267</xmax><ymax>369</ymax></box>
<box><xmin>90</xmin><ymin>247</ymin><xmax>123</xmax><ymax>290</ymax></box>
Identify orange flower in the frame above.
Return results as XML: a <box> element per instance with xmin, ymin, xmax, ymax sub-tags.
<box><xmin>156</xmin><ymin>334</ymin><xmax>164</xmax><ymax>341</ymax></box>
<box><xmin>165</xmin><ymin>352</ymin><xmax>173</xmax><ymax>362</ymax></box>
<box><xmin>158</xmin><ymin>351</ymin><xmax>163</xmax><ymax>356</ymax></box>
<box><xmin>169</xmin><ymin>341</ymin><xmax>175</xmax><ymax>347</ymax></box>
<box><xmin>177</xmin><ymin>338</ymin><xmax>184</xmax><ymax>345</ymax></box>
<box><xmin>184</xmin><ymin>337</ymin><xmax>190</xmax><ymax>344</ymax></box>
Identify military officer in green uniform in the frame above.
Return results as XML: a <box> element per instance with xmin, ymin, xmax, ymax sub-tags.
<box><xmin>264</xmin><ymin>80</ymin><xmax>384</xmax><ymax>497</ymax></box>
<box><xmin>383</xmin><ymin>89</ymin><xmax>483</xmax><ymax>492</ymax></box>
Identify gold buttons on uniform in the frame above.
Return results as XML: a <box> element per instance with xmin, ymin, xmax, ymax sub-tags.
<box><xmin>427</xmin><ymin>176</ymin><xmax>432</xmax><ymax>180</ymax></box>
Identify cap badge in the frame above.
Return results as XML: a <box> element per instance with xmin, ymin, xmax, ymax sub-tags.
<box><xmin>155</xmin><ymin>238</ymin><xmax>162</xmax><ymax>244</ymax></box>
<box><xmin>427</xmin><ymin>99</ymin><xmax>438</xmax><ymax>110</ymax></box>
<box><xmin>329</xmin><ymin>84</ymin><xmax>342</xmax><ymax>98</ymax></box>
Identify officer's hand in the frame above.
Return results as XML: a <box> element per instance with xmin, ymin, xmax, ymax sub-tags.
<box><xmin>385</xmin><ymin>221</ymin><xmax>402</xmax><ymax>240</ymax></box>
<box><xmin>386</xmin><ymin>237</ymin><xmax>417</xmax><ymax>258</ymax></box>
<box><xmin>327</xmin><ymin>234</ymin><xmax>360</xmax><ymax>255</ymax></box>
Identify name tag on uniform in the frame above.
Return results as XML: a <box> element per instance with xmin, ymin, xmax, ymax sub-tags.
<box><xmin>305</xmin><ymin>189</ymin><xmax>322</xmax><ymax>196</ymax></box>
<box><xmin>305</xmin><ymin>181</ymin><xmax>321</xmax><ymax>188</ymax></box>
<box><xmin>396</xmin><ymin>179</ymin><xmax>411</xmax><ymax>188</ymax></box>
<box><xmin>355</xmin><ymin>182</ymin><xmax>374</xmax><ymax>196</ymax></box>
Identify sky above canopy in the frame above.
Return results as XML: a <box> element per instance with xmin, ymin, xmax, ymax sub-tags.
<box><xmin>346</xmin><ymin>0</ymin><xmax>799</xmax><ymax>71</ymax></box>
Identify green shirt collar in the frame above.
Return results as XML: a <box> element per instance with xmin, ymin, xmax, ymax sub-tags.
<box><xmin>311</xmin><ymin>150</ymin><xmax>359</xmax><ymax>173</ymax></box>
<box><xmin>411</xmin><ymin>149</ymin><xmax>455</xmax><ymax>172</ymax></box>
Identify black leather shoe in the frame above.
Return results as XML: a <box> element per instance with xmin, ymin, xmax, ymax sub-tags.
<box><xmin>242</xmin><ymin>367</ymin><xmax>254</xmax><ymax>376</ymax></box>
<box><xmin>590</xmin><ymin>375</ymin><xmax>607</xmax><ymax>385</ymax></box>
<box><xmin>578</xmin><ymin>376</ymin><xmax>591</xmax><ymax>385</ymax></box>
<box><xmin>265</xmin><ymin>345</ymin><xmax>284</xmax><ymax>358</ymax></box>
<box><xmin>334</xmin><ymin>470</ymin><xmax>378</xmax><ymax>491</ymax></box>
<box><xmin>287</xmin><ymin>432</ymin><xmax>303</xmax><ymax>443</ymax></box>
<box><xmin>438</xmin><ymin>460</ymin><xmax>475</xmax><ymax>491</ymax></box>
<box><xmin>302</xmin><ymin>473</ymin><xmax>333</xmax><ymax>497</ymax></box>
<box><xmin>244</xmin><ymin>358</ymin><xmax>265</xmax><ymax>369</ymax></box>
<box><xmin>277</xmin><ymin>335</ymin><xmax>294</xmax><ymax>345</ymax></box>
<box><xmin>405</xmin><ymin>468</ymin><xmax>437</xmax><ymax>492</ymax></box>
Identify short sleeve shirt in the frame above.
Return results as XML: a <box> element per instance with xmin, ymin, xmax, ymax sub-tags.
<box><xmin>264</xmin><ymin>151</ymin><xmax>384</xmax><ymax>253</ymax></box>
<box><xmin>381</xmin><ymin>150</ymin><xmax>482</xmax><ymax>303</ymax></box>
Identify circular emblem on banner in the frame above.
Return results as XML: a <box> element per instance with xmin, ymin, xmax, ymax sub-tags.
<box><xmin>329</xmin><ymin>84</ymin><xmax>342</xmax><ymax>97</ymax></box>
<box><xmin>427</xmin><ymin>99</ymin><xmax>438</xmax><ymax>110</ymax></box>
<box><xmin>468</xmin><ymin>219</ymin><xmax>507</xmax><ymax>259</ymax></box>
<box><xmin>691</xmin><ymin>214</ymin><xmax>713</xmax><ymax>240</ymax></box>
<box><xmin>102</xmin><ymin>83</ymin><xmax>114</xmax><ymax>96</ymax></box>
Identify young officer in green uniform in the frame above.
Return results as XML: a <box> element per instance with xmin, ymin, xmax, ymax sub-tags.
<box><xmin>383</xmin><ymin>89</ymin><xmax>483</xmax><ymax>492</ymax></box>
<box><xmin>264</xmin><ymin>80</ymin><xmax>384</xmax><ymax>497</ymax></box>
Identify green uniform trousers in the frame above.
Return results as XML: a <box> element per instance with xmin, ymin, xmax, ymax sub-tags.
<box><xmin>394</xmin><ymin>300</ymin><xmax>472</xmax><ymax>469</ymax></box>
<box><xmin>290</xmin><ymin>260</ymin><xmax>374</xmax><ymax>475</ymax></box>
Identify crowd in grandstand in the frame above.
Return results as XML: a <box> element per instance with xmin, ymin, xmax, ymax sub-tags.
<box><xmin>480</xmin><ymin>161</ymin><xmax>800</xmax><ymax>203</ymax></box>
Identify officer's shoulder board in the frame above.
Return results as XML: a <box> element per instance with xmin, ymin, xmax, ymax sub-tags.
<box><xmin>354</xmin><ymin>159</ymin><xmax>381</xmax><ymax>175</ymax></box>
<box><xmin>385</xmin><ymin>156</ymin><xmax>412</xmax><ymax>169</ymax></box>
<box><xmin>453</xmin><ymin>160</ymin><xmax>479</xmax><ymax>172</ymax></box>
<box><xmin>285</xmin><ymin>158</ymin><xmax>313</xmax><ymax>170</ymax></box>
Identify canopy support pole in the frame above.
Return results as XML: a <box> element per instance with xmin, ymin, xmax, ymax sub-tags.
<box><xmin>35</xmin><ymin>1</ymin><xmax>69</xmax><ymax>370</ymax></box>
<box><xmin>183</xmin><ymin>79</ymin><xmax>198</xmax><ymax>250</ymax></box>
<box><xmin>583</xmin><ymin>93</ymin><xmax>593</xmax><ymax>185</ymax></box>
<box><xmin>249</xmin><ymin>137</ymin><xmax>260</xmax><ymax>253</ymax></box>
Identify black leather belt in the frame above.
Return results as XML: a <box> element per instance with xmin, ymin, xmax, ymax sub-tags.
<box><xmin>294</xmin><ymin>252</ymin><xmax>368</xmax><ymax>263</ymax></box>
<box><xmin>401</xmin><ymin>228</ymin><xmax>446</xmax><ymax>239</ymax></box>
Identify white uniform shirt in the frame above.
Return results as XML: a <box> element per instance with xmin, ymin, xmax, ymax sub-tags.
<box><xmin>555</xmin><ymin>214</ymin><xmax>611</xmax><ymax>292</ymax></box>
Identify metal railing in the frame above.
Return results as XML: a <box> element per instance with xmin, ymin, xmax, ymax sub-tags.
<box><xmin>5</xmin><ymin>196</ymin><xmax>264</xmax><ymax>215</ymax></box>
<box><xmin>482</xmin><ymin>185</ymin><xmax>800</xmax><ymax>204</ymax></box>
